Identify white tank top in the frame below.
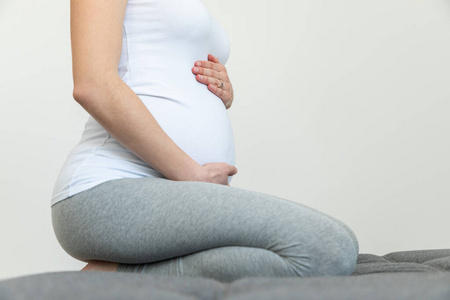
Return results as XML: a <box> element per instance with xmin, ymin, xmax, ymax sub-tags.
<box><xmin>51</xmin><ymin>0</ymin><xmax>236</xmax><ymax>207</ymax></box>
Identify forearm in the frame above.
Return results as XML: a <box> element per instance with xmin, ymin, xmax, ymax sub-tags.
<box><xmin>73</xmin><ymin>74</ymin><xmax>203</xmax><ymax>181</ymax></box>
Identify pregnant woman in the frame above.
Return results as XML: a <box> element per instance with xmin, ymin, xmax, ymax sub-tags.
<box><xmin>51</xmin><ymin>0</ymin><xmax>359</xmax><ymax>283</ymax></box>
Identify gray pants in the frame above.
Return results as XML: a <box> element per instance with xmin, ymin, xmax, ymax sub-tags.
<box><xmin>51</xmin><ymin>177</ymin><xmax>359</xmax><ymax>282</ymax></box>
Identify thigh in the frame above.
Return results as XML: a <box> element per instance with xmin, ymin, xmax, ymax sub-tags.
<box><xmin>51</xmin><ymin>177</ymin><xmax>358</xmax><ymax>266</ymax></box>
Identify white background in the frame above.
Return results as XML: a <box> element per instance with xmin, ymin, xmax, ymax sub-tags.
<box><xmin>0</xmin><ymin>0</ymin><xmax>449</xmax><ymax>280</ymax></box>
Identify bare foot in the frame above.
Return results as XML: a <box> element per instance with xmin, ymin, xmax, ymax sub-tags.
<box><xmin>81</xmin><ymin>260</ymin><xmax>119</xmax><ymax>272</ymax></box>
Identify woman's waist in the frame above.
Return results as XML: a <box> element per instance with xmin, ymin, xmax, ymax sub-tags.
<box><xmin>68</xmin><ymin>137</ymin><xmax>235</xmax><ymax>177</ymax></box>
<box><xmin>78</xmin><ymin>114</ymin><xmax>236</xmax><ymax>168</ymax></box>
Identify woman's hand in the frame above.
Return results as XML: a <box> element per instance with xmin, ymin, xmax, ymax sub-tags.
<box><xmin>193</xmin><ymin>162</ymin><xmax>238</xmax><ymax>186</ymax></box>
<box><xmin>192</xmin><ymin>54</ymin><xmax>234</xmax><ymax>109</ymax></box>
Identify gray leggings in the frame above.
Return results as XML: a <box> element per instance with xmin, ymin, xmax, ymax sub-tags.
<box><xmin>51</xmin><ymin>177</ymin><xmax>359</xmax><ymax>282</ymax></box>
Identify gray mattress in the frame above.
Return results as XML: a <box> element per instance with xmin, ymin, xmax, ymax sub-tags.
<box><xmin>1</xmin><ymin>249</ymin><xmax>449</xmax><ymax>300</ymax></box>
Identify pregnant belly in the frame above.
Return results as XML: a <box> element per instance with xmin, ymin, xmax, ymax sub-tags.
<box><xmin>138</xmin><ymin>93</ymin><xmax>236</xmax><ymax>168</ymax></box>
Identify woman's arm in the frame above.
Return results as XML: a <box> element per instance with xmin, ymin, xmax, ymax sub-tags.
<box><xmin>70</xmin><ymin>0</ymin><xmax>203</xmax><ymax>181</ymax></box>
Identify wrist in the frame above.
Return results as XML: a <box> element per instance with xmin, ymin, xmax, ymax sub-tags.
<box><xmin>191</xmin><ymin>164</ymin><xmax>207</xmax><ymax>182</ymax></box>
<box><xmin>170</xmin><ymin>159</ymin><xmax>205</xmax><ymax>182</ymax></box>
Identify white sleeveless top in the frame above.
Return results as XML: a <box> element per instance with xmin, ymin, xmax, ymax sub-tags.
<box><xmin>51</xmin><ymin>0</ymin><xmax>236</xmax><ymax>207</ymax></box>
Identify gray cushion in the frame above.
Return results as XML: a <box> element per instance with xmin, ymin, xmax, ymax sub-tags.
<box><xmin>352</xmin><ymin>248</ymin><xmax>450</xmax><ymax>275</ymax></box>
<box><xmin>1</xmin><ymin>249</ymin><xmax>449</xmax><ymax>300</ymax></box>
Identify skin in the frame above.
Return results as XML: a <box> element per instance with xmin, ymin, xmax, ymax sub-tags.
<box><xmin>72</xmin><ymin>0</ymin><xmax>236</xmax><ymax>272</ymax></box>
<box><xmin>192</xmin><ymin>54</ymin><xmax>235</xmax><ymax>110</ymax></box>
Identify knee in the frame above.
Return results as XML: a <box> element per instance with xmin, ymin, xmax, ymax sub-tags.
<box><xmin>310</xmin><ymin>219</ymin><xmax>359</xmax><ymax>276</ymax></box>
<box><xmin>279</xmin><ymin>218</ymin><xmax>359</xmax><ymax>277</ymax></box>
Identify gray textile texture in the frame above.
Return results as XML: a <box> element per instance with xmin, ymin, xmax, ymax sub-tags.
<box><xmin>1</xmin><ymin>266</ymin><xmax>450</xmax><ymax>300</ymax></box>
<box><xmin>354</xmin><ymin>249</ymin><xmax>450</xmax><ymax>275</ymax></box>
<box><xmin>51</xmin><ymin>177</ymin><xmax>359</xmax><ymax>282</ymax></box>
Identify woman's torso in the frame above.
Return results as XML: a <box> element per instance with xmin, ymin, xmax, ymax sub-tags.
<box><xmin>51</xmin><ymin>0</ymin><xmax>236</xmax><ymax>207</ymax></box>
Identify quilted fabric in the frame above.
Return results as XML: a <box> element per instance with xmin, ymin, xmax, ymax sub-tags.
<box><xmin>352</xmin><ymin>249</ymin><xmax>450</xmax><ymax>275</ymax></box>
<box><xmin>0</xmin><ymin>249</ymin><xmax>449</xmax><ymax>300</ymax></box>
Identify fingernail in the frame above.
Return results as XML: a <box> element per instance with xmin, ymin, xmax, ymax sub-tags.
<box><xmin>195</xmin><ymin>61</ymin><xmax>201</xmax><ymax>66</ymax></box>
<box><xmin>193</xmin><ymin>67</ymin><xmax>199</xmax><ymax>72</ymax></box>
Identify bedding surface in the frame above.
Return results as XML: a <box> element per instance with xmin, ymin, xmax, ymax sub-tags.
<box><xmin>1</xmin><ymin>249</ymin><xmax>449</xmax><ymax>300</ymax></box>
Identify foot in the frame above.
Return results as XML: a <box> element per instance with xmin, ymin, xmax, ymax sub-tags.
<box><xmin>81</xmin><ymin>260</ymin><xmax>119</xmax><ymax>272</ymax></box>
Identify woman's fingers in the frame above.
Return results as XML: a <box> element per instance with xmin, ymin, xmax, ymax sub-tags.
<box><xmin>208</xmin><ymin>53</ymin><xmax>219</xmax><ymax>64</ymax></box>
<box><xmin>195</xmin><ymin>73</ymin><xmax>223</xmax><ymax>88</ymax></box>
<box><xmin>228</xmin><ymin>165</ymin><xmax>238</xmax><ymax>175</ymax></box>
<box><xmin>191</xmin><ymin>54</ymin><xmax>234</xmax><ymax>109</ymax></box>
<box><xmin>194</xmin><ymin>59</ymin><xmax>224</xmax><ymax>72</ymax></box>
<box><xmin>192</xmin><ymin>66</ymin><xmax>220</xmax><ymax>79</ymax></box>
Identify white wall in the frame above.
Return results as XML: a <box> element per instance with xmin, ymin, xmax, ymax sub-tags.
<box><xmin>0</xmin><ymin>0</ymin><xmax>449</xmax><ymax>281</ymax></box>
